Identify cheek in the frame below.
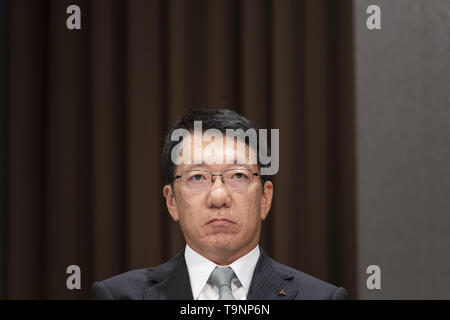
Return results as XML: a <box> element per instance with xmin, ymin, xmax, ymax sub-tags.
<box><xmin>233</xmin><ymin>193</ymin><xmax>262</xmax><ymax>222</ymax></box>
<box><xmin>176</xmin><ymin>193</ymin><xmax>205</xmax><ymax>224</ymax></box>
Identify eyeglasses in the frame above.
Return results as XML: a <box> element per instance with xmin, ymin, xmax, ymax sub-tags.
<box><xmin>173</xmin><ymin>168</ymin><xmax>260</xmax><ymax>193</ymax></box>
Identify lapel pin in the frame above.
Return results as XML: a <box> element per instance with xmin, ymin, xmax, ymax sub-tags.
<box><xmin>278</xmin><ymin>289</ymin><xmax>286</xmax><ymax>296</ymax></box>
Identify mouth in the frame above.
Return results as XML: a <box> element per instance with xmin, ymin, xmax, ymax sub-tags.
<box><xmin>206</xmin><ymin>218</ymin><xmax>236</xmax><ymax>226</ymax></box>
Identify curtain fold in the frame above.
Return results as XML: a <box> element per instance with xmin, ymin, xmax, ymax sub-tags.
<box><xmin>3</xmin><ymin>0</ymin><xmax>356</xmax><ymax>298</ymax></box>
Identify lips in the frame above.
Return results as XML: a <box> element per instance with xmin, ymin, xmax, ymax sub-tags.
<box><xmin>207</xmin><ymin>218</ymin><xmax>235</xmax><ymax>225</ymax></box>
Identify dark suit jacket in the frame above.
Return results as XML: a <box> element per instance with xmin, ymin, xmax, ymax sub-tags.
<box><xmin>89</xmin><ymin>248</ymin><xmax>348</xmax><ymax>300</ymax></box>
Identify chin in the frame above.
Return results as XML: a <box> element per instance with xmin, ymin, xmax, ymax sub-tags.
<box><xmin>207</xmin><ymin>236</ymin><xmax>237</xmax><ymax>251</ymax></box>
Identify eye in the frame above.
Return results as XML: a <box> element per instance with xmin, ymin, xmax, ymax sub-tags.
<box><xmin>232</xmin><ymin>172</ymin><xmax>249</xmax><ymax>180</ymax></box>
<box><xmin>189</xmin><ymin>174</ymin><xmax>207</xmax><ymax>181</ymax></box>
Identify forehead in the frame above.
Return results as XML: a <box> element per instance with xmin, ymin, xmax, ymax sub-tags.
<box><xmin>174</xmin><ymin>132</ymin><xmax>258</xmax><ymax>173</ymax></box>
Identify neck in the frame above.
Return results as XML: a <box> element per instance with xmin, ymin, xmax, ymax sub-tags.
<box><xmin>187</xmin><ymin>242</ymin><xmax>259</xmax><ymax>266</ymax></box>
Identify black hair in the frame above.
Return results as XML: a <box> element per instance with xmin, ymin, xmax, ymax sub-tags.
<box><xmin>161</xmin><ymin>108</ymin><xmax>271</xmax><ymax>187</ymax></box>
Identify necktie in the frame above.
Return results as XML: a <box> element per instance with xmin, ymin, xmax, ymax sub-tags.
<box><xmin>208</xmin><ymin>266</ymin><xmax>236</xmax><ymax>300</ymax></box>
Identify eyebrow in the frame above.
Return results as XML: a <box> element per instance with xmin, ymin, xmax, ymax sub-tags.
<box><xmin>181</xmin><ymin>163</ymin><xmax>254</xmax><ymax>171</ymax></box>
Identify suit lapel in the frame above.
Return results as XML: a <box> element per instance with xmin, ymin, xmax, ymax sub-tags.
<box><xmin>143</xmin><ymin>250</ymin><xmax>194</xmax><ymax>300</ymax></box>
<box><xmin>247</xmin><ymin>249</ymin><xmax>299</xmax><ymax>300</ymax></box>
<box><xmin>142</xmin><ymin>248</ymin><xmax>298</xmax><ymax>300</ymax></box>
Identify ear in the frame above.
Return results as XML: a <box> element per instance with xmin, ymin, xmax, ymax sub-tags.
<box><xmin>163</xmin><ymin>184</ymin><xmax>179</xmax><ymax>221</ymax></box>
<box><xmin>260</xmin><ymin>181</ymin><xmax>273</xmax><ymax>220</ymax></box>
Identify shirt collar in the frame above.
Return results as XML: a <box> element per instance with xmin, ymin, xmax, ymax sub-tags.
<box><xmin>229</xmin><ymin>245</ymin><xmax>260</xmax><ymax>291</ymax></box>
<box><xmin>184</xmin><ymin>244</ymin><xmax>217</xmax><ymax>300</ymax></box>
<box><xmin>184</xmin><ymin>244</ymin><xmax>260</xmax><ymax>299</ymax></box>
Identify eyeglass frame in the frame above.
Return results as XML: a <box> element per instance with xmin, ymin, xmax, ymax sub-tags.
<box><xmin>172</xmin><ymin>167</ymin><xmax>261</xmax><ymax>193</ymax></box>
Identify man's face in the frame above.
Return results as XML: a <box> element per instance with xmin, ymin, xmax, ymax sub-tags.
<box><xmin>163</xmin><ymin>133</ymin><xmax>273</xmax><ymax>264</ymax></box>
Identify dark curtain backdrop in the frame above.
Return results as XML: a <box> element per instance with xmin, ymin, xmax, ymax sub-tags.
<box><xmin>1</xmin><ymin>0</ymin><xmax>355</xmax><ymax>299</ymax></box>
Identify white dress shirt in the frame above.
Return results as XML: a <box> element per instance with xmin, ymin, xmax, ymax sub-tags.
<box><xmin>184</xmin><ymin>244</ymin><xmax>260</xmax><ymax>300</ymax></box>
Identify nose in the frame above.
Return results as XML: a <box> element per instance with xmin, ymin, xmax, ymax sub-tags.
<box><xmin>206</xmin><ymin>176</ymin><xmax>232</xmax><ymax>208</ymax></box>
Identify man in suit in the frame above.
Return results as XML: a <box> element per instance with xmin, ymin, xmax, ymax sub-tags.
<box><xmin>89</xmin><ymin>109</ymin><xmax>348</xmax><ymax>300</ymax></box>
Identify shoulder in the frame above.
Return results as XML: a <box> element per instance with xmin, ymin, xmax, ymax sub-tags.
<box><xmin>89</xmin><ymin>252</ymin><xmax>182</xmax><ymax>300</ymax></box>
<box><xmin>263</xmin><ymin>253</ymin><xmax>348</xmax><ymax>300</ymax></box>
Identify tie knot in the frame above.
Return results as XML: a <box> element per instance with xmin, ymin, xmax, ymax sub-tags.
<box><xmin>208</xmin><ymin>266</ymin><xmax>235</xmax><ymax>288</ymax></box>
